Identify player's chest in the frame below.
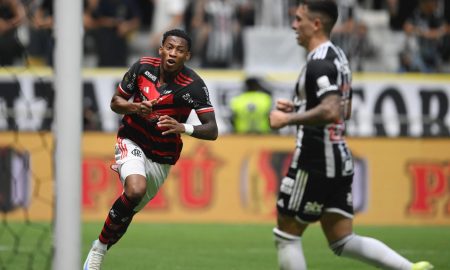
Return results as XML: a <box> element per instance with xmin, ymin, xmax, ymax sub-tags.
<box><xmin>136</xmin><ymin>74</ymin><xmax>181</xmax><ymax>102</ymax></box>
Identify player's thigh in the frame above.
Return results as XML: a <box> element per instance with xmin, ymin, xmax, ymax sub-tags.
<box><xmin>277</xmin><ymin>168</ymin><xmax>331</xmax><ymax>223</ymax></box>
<box><xmin>320</xmin><ymin>212</ymin><xmax>353</xmax><ymax>244</ymax></box>
<box><xmin>276</xmin><ymin>168</ymin><xmax>323</xmax><ymax>235</ymax></box>
<box><xmin>320</xmin><ymin>175</ymin><xmax>354</xmax><ymax>243</ymax></box>
<box><xmin>115</xmin><ymin>138</ymin><xmax>146</xmax><ymax>185</ymax></box>
<box><xmin>277</xmin><ymin>212</ymin><xmax>308</xmax><ymax>236</ymax></box>
<box><xmin>143</xmin><ymin>159</ymin><xmax>171</xmax><ymax>199</ymax></box>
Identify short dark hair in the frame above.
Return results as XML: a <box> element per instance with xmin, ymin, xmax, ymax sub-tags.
<box><xmin>300</xmin><ymin>0</ymin><xmax>338</xmax><ymax>34</ymax></box>
<box><xmin>162</xmin><ymin>29</ymin><xmax>192</xmax><ymax>51</ymax></box>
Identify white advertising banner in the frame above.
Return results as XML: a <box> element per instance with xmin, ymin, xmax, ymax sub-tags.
<box><xmin>0</xmin><ymin>70</ymin><xmax>449</xmax><ymax>137</ymax></box>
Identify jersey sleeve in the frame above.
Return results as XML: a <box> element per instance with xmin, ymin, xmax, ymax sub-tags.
<box><xmin>117</xmin><ymin>60</ymin><xmax>141</xmax><ymax>99</ymax></box>
<box><xmin>306</xmin><ymin>59</ymin><xmax>339</xmax><ymax>99</ymax></box>
<box><xmin>177</xmin><ymin>79</ymin><xmax>214</xmax><ymax>115</ymax></box>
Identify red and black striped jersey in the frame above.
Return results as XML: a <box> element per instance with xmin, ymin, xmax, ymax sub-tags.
<box><xmin>116</xmin><ymin>56</ymin><xmax>214</xmax><ymax>165</ymax></box>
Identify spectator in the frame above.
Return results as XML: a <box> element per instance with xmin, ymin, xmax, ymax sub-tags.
<box><xmin>149</xmin><ymin>0</ymin><xmax>187</xmax><ymax>55</ymax></box>
<box><xmin>387</xmin><ymin>0</ymin><xmax>419</xmax><ymax>30</ymax></box>
<box><xmin>194</xmin><ymin>0</ymin><xmax>241</xmax><ymax>68</ymax></box>
<box><xmin>230</xmin><ymin>77</ymin><xmax>273</xmax><ymax>134</ymax></box>
<box><xmin>27</xmin><ymin>0</ymin><xmax>53</xmax><ymax>66</ymax></box>
<box><xmin>399</xmin><ymin>0</ymin><xmax>446</xmax><ymax>72</ymax></box>
<box><xmin>84</xmin><ymin>0</ymin><xmax>141</xmax><ymax>67</ymax></box>
<box><xmin>331</xmin><ymin>0</ymin><xmax>374</xmax><ymax>71</ymax></box>
<box><xmin>0</xmin><ymin>0</ymin><xmax>25</xmax><ymax>66</ymax></box>
<box><xmin>253</xmin><ymin>0</ymin><xmax>291</xmax><ymax>28</ymax></box>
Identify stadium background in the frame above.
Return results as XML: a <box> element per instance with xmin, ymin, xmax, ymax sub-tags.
<box><xmin>1</xmin><ymin>0</ymin><xmax>450</xmax><ymax>269</ymax></box>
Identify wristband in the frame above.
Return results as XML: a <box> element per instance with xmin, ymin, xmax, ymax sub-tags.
<box><xmin>183</xmin><ymin>124</ymin><xmax>194</xmax><ymax>135</ymax></box>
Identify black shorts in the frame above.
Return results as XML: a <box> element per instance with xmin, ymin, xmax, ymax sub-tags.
<box><xmin>276</xmin><ymin>167</ymin><xmax>354</xmax><ymax>223</ymax></box>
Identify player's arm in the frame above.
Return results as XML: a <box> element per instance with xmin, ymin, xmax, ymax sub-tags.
<box><xmin>191</xmin><ymin>111</ymin><xmax>218</xmax><ymax>140</ymax></box>
<box><xmin>343</xmin><ymin>94</ymin><xmax>352</xmax><ymax>120</ymax></box>
<box><xmin>158</xmin><ymin>111</ymin><xmax>218</xmax><ymax>140</ymax></box>
<box><xmin>110</xmin><ymin>89</ymin><xmax>157</xmax><ymax>117</ymax></box>
<box><xmin>270</xmin><ymin>94</ymin><xmax>340</xmax><ymax>128</ymax></box>
<box><xmin>110</xmin><ymin>60</ymin><xmax>157</xmax><ymax>116</ymax></box>
<box><xmin>158</xmin><ymin>80</ymin><xmax>218</xmax><ymax>140</ymax></box>
<box><xmin>270</xmin><ymin>60</ymin><xmax>341</xmax><ymax>129</ymax></box>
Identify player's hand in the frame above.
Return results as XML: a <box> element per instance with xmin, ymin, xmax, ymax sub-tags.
<box><xmin>270</xmin><ymin>110</ymin><xmax>290</xmax><ymax>129</ymax></box>
<box><xmin>137</xmin><ymin>99</ymin><xmax>158</xmax><ymax>118</ymax></box>
<box><xmin>276</xmin><ymin>99</ymin><xmax>294</xmax><ymax>112</ymax></box>
<box><xmin>157</xmin><ymin>115</ymin><xmax>184</xmax><ymax>135</ymax></box>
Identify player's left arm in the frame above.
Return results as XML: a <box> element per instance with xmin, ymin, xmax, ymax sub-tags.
<box><xmin>158</xmin><ymin>112</ymin><xmax>218</xmax><ymax>140</ymax></box>
<box><xmin>158</xmin><ymin>79</ymin><xmax>218</xmax><ymax>140</ymax></box>
<box><xmin>270</xmin><ymin>60</ymin><xmax>341</xmax><ymax>129</ymax></box>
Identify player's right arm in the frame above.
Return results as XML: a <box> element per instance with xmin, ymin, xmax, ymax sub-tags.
<box><xmin>110</xmin><ymin>60</ymin><xmax>157</xmax><ymax>116</ymax></box>
<box><xmin>276</xmin><ymin>99</ymin><xmax>295</xmax><ymax>112</ymax></box>
<box><xmin>110</xmin><ymin>90</ymin><xmax>157</xmax><ymax>117</ymax></box>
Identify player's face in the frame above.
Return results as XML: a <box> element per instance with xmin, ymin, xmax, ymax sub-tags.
<box><xmin>291</xmin><ymin>5</ymin><xmax>315</xmax><ymax>49</ymax></box>
<box><xmin>159</xmin><ymin>36</ymin><xmax>191</xmax><ymax>73</ymax></box>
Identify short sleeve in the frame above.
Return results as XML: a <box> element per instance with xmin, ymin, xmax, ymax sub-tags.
<box><xmin>176</xmin><ymin>79</ymin><xmax>214</xmax><ymax>115</ymax></box>
<box><xmin>117</xmin><ymin>60</ymin><xmax>140</xmax><ymax>99</ymax></box>
<box><xmin>306</xmin><ymin>59</ymin><xmax>339</xmax><ymax>99</ymax></box>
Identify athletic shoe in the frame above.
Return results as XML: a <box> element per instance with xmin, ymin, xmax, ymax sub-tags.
<box><xmin>412</xmin><ymin>261</ymin><xmax>434</xmax><ymax>270</ymax></box>
<box><xmin>83</xmin><ymin>240</ymin><xmax>107</xmax><ymax>270</ymax></box>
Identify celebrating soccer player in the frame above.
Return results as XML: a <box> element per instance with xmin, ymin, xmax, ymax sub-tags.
<box><xmin>83</xmin><ymin>29</ymin><xmax>218</xmax><ymax>270</ymax></box>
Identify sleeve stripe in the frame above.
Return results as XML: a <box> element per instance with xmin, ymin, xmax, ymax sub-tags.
<box><xmin>317</xmin><ymin>86</ymin><xmax>338</xmax><ymax>97</ymax></box>
<box><xmin>118</xmin><ymin>84</ymin><xmax>132</xmax><ymax>98</ymax></box>
<box><xmin>196</xmin><ymin>107</ymin><xmax>214</xmax><ymax>114</ymax></box>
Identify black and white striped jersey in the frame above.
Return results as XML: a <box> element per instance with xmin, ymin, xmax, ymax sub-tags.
<box><xmin>292</xmin><ymin>41</ymin><xmax>353</xmax><ymax>178</ymax></box>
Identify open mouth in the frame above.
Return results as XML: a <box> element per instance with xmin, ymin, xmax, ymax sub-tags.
<box><xmin>167</xmin><ymin>59</ymin><xmax>176</xmax><ymax>66</ymax></box>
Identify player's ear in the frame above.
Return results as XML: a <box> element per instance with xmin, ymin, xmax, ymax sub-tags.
<box><xmin>186</xmin><ymin>51</ymin><xmax>191</xmax><ymax>61</ymax></box>
<box><xmin>313</xmin><ymin>17</ymin><xmax>322</xmax><ymax>31</ymax></box>
<box><xmin>158</xmin><ymin>46</ymin><xmax>163</xmax><ymax>56</ymax></box>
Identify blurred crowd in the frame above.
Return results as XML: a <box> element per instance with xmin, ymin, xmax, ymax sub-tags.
<box><xmin>0</xmin><ymin>0</ymin><xmax>449</xmax><ymax>72</ymax></box>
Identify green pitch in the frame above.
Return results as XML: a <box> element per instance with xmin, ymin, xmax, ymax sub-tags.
<box><xmin>83</xmin><ymin>223</ymin><xmax>449</xmax><ymax>270</ymax></box>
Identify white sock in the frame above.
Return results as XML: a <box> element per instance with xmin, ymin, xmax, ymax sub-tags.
<box><xmin>330</xmin><ymin>234</ymin><xmax>413</xmax><ymax>270</ymax></box>
<box><xmin>94</xmin><ymin>239</ymin><xmax>107</xmax><ymax>252</ymax></box>
<box><xmin>273</xmin><ymin>228</ymin><xmax>307</xmax><ymax>270</ymax></box>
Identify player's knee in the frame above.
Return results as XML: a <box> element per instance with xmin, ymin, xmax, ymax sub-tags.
<box><xmin>124</xmin><ymin>177</ymin><xmax>147</xmax><ymax>202</ymax></box>
<box><xmin>329</xmin><ymin>234</ymin><xmax>355</xmax><ymax>256</ymax></box>
<box><xmin>273</xmin><ymin>227</ymin><xmax>301</xmax><ymax>247</ymax></box>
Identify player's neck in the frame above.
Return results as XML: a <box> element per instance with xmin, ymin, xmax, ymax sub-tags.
<box><xmin>159</xmin><ymin>66</ymin><xmax>181</xmax><ymax>84</ymax></box>
<box><xmin>307</xmin><ymin>35</ymin><xmax>329</xmax><ymax>53</ymax></box>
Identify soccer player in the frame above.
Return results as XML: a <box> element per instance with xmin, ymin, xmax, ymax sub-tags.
<box><xmin>83</xmin><ymin>29</ymin><xmax>218</xmax><ymax>270</ymax></box>
<box><xmin>269</xmin><ymin>1</ymin><xmax>433</xmax><ymax>270</ymax></box>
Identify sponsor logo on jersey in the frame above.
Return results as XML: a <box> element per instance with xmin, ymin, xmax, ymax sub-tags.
<box><xmin>182</xmin><ymin>93</ymin><xmax>194</xmax><ymax>104</ymax></box>
<box><xmin>144</xmin><ymin>71</ymin><xmax>157</xmax><ymax>81</ymax></box>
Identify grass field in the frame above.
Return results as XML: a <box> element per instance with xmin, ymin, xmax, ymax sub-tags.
<box><xmin>82</xmin><ymin>223</ymin><xmax>449</xmax><ymax>270</ymax></box>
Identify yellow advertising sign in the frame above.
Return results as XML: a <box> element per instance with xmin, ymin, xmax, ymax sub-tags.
<box><xmin>1</xmin><ymin>133</ymin><xmax>449</xmax><ymax>225</ymax></box>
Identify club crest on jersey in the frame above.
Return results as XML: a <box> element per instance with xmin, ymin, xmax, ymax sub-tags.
<box><xmin>131</xmin><ymin>149</ymin><xmax>142</xmax><ymax>157</ymax></box>
<box><xmin>143</xmin><ymin>87</ymin><xmax>149</xmax><ymax>94</ymax></box>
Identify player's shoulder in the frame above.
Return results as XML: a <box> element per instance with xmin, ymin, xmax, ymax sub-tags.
<box><xmin>309</xmin><ymin>41</ymin><xmax>343</xmax><ymax>62</ymax></box>
<box><xmin>175</xmin><ymin>65</ymin><xmax>205</xmax><ymax>88</ymax></box>
<box><xmin>126</xmin><ymin>56</ymin><xmax>160</xmax><ymax>76</ymax></box>
<box><xmin>139</xmin><ymin>56</ymin><xmax>161</xmax><ymax>67</ymax></box>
